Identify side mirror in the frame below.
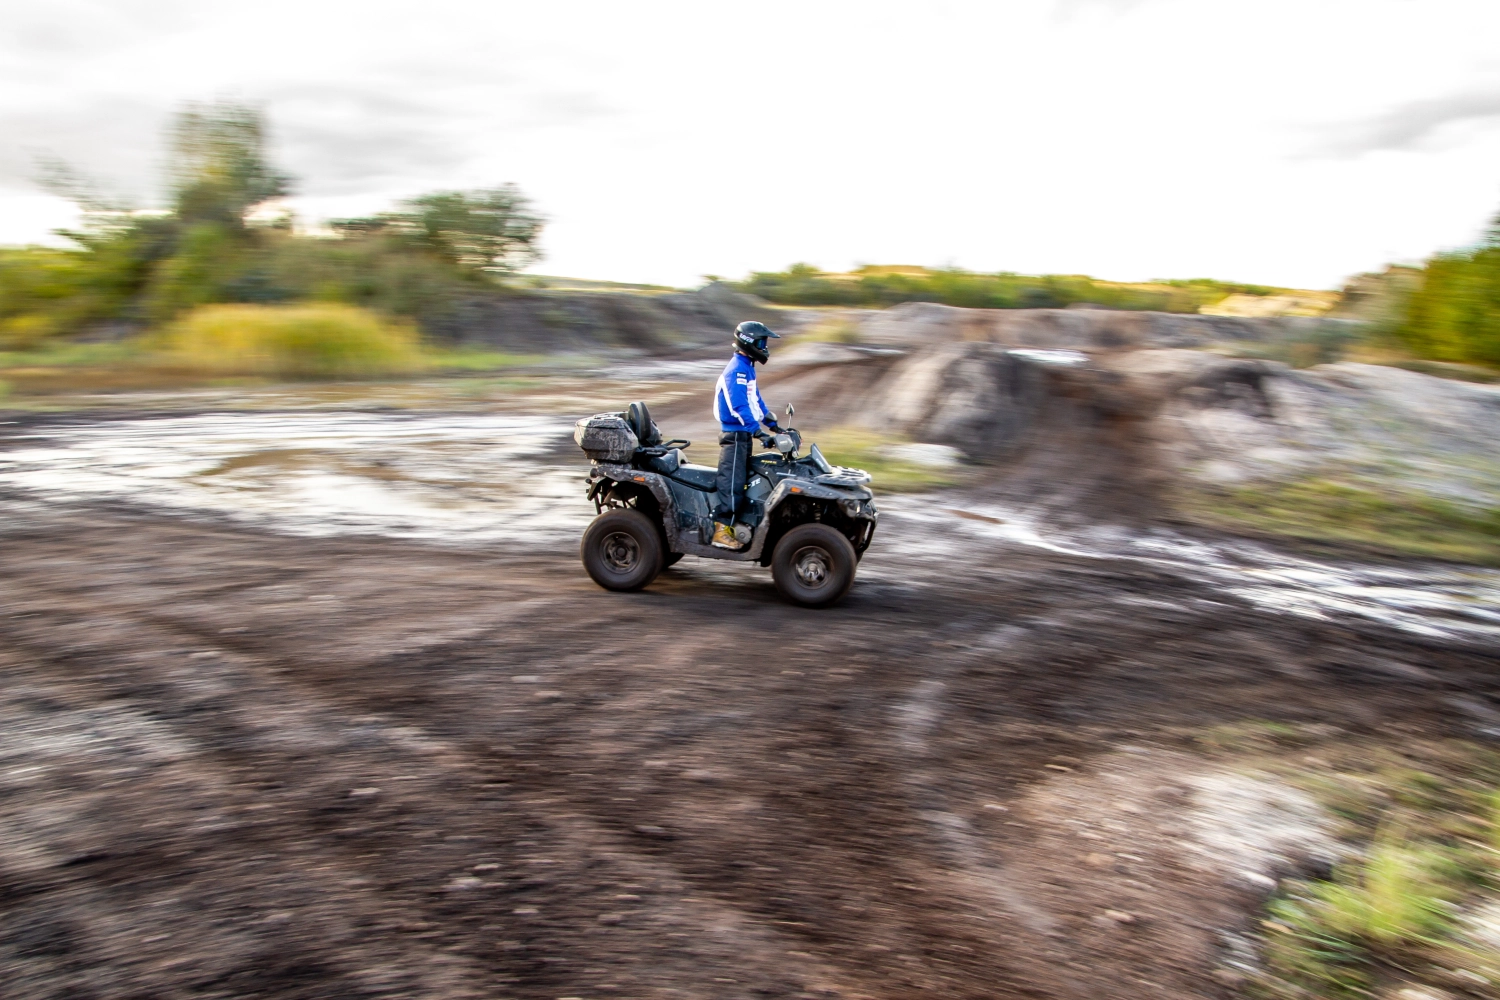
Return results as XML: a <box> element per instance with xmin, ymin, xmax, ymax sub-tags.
<box><xmin>785</xmin><ymin>403</ymin><xmax>795</xmax><ymax>418</ymax></box>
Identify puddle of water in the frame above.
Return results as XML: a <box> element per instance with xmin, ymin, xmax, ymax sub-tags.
<box><xmin>4</xmin><ymin>411</ymin><xmax>1497</xmax><ymax>645</ymax></box>
<box><xmin>1007</xmin><ymin>349</ymin><xmax>1088</xmax><ymax>366</ymax></box>
<box><xmin>876</xmin><ymin>494</ymin><xmax>1500</xmax><ymax>648</ymax></box>
<box><xmin>0</xmin><ymin>412</ymin><xmax>595</xmax><ymax>544</ymax></box>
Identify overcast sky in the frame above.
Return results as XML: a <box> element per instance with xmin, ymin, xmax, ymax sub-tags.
<box><xmin>3</xmin><ymin>0</ymin><xmax>1499</xmax><ymax>289</ymax></box>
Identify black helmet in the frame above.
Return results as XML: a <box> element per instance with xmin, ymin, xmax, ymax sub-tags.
<box><xmin>733</xmin><ymin>320</ymin><xmax>780</xmax><ymax>364</ymax></box>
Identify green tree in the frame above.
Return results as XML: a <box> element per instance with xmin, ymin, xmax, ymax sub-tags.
<box><xmin>7</xmin><ymin>101</ymin><xmax>547</xmax><ymax>345</ymax></box>
<box><xmin>1398</xmin><ymin>213</ymin><xmax>1500</xmax><ymax>367</ymax></box>
<box><xmin>332</xmin><ymin>186</ymin><xmax>544</xmax><ymax>274</ymax></box>
<box><xmin>28</xmin><ymin>101</ymin><xmax>296</xmax><ymax>326</ymax></box>
<box><xmin>168</xmin><ymin>101</ymin><xmax>291</xmax><ymax>226</ymax></box>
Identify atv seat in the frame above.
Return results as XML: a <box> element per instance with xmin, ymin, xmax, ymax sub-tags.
<box><xmin>669</xmin><ymin>464</ymin><xmax>719</xmax><ymax>491</ymax></box>
<box><xmin>626</xmin><ymin>401</ymin><xmax>662</xmax><ymax>448</ymax></box>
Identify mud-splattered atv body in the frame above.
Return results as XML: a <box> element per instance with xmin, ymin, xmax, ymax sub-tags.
<box><xmin>575</xmin><ymin>401</ymin><xmax>877</xmax><ymax>606</ymax></box>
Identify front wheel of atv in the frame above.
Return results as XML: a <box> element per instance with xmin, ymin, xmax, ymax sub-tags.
<box><xmin>771</xmin><ymin>524</ymin><xmax>857</xmax><ymax>607</ymax></box>
<box><xmin>582</xmin><ymin>509</ymin><xmax>663</xmax><ymax>591</ymax></box>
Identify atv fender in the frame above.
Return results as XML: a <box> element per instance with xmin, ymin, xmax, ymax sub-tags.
<box><xmin>591</xmin><ymin>464</ymin><xmax>769</xmax><ymax>562</ymax></box>
<box><xmin>592</xmin><ymin>465</ymin><xmax>867</xmax><ymax>563</ymax></box>
<box><xmin>766</xmin><ymin>480</ymin><xmax>849</xmax><ymax>503</ymax></box>
<box><xmin>592</xmin><ymin>465</ymin><xmax>749</xmax><ymax>562</ymax></box>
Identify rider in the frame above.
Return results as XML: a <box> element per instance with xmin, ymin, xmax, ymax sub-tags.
<box><xmin>711</xmin><ymin>320</ymin><xmax>782</xmax><ymax>549</ymax></box>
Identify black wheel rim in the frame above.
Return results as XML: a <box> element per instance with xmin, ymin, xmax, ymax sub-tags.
<box><xmin>601</xmin><ymin>531</ymin><xmax>640</xmax><ymax>573</ymax></box>
<box><xmin>791</xmin><ymin>545</ymin><xmax>832</xmax><ymax>589</ymax></box>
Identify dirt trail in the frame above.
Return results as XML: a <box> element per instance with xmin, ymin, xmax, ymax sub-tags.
<box><xmin>3</xmin><ymin>499</ymin><xmax>1496</xmax><ymax>999</ymax></box>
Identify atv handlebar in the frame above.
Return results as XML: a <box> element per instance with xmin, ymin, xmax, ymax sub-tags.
<box><xmin>759</xmin><ymin>427</ymin><xmax>801</xmax><ymax>456</ymax></box>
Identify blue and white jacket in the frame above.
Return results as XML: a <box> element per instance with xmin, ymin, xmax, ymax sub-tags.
<box><xmin>714</xmin><ymin>352</ymin><xmax>776</xmax><ymax>433</ymax></box>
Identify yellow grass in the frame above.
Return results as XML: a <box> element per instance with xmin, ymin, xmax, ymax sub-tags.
<box><xmin>160</xmin><ymin>303</ymin><xmax>422</xmax><ymax>379</ymax></box>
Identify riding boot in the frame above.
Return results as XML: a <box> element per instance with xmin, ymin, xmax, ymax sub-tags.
<box><xmin>711</xmin><ymin>521</ymin><xmax>745</xmax><ymax>550</ymax></box>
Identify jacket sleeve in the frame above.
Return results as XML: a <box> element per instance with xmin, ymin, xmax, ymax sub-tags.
<box><xmin>753</xmin><ymin>382</ymin><xmax>776</xmax><ymax>427</ymax></box>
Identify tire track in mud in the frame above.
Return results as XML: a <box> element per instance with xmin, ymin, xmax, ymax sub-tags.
<box><xmin>0</xmin><ymin>607</ymin><xmax>522</xmax><ymax>997</ymax></box>
<box><xmin>2</xmin><ymin>553</ymin><xmax>1062</xmax><ymax>998</ymax></box>
<box><xmin>0</xmin><ymin>591</ymin><xmax>852</xmax><ymax>998</ymax></box>
<box><xmin>894</xmin><ymin>675</ymin><xmax>1060</xmax><ymax>935</ymax></box>
<box><xmin>0</xmin><ymin>522</ymin><xmax>1096</xmax><ymax>997</ymax></box>
<box><xmin>135</xmin><ymin>588</ymin><xmax>1071</xmax><ymax>998</ymax></box>
<box><xmin>4</xmin><ymin>512</ymin><xmax>1500</xmax><ymax>998</ymax></box>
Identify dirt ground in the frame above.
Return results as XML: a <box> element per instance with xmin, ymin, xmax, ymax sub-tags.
<box><xmin>3</xmin><ymin>487</ymin><xmax>1497</xmax><ymax>999</ymax></box>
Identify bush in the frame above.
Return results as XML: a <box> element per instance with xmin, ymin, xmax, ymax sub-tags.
<box><xmin>1263</xmin><ymin>838</ymin><xmax>1463</xmax><ymax>997</ymax></box>
<box><xmin>732</xmin><ymin>263</ymin><xmax>1285</xmax><ymax>313</ymax></box>
<box><xmin>1342</xmin><ymin>211</ymin><xmax>1500</xmax><ymax>370</ymax></box>
<box><xmin>0</xmin><ymin>248</ymin><xmax>106</xmax><ymax>347</ymax></box>
<box><xmin>160</xmin><ymin>303</ymin><xmax>422</xmax><ymax>379</ymax></box>
<box><xmin>0</xmin><ymin>314</ymin><xmax>60</xmax><ymax>350</ymax></box>
<box><xmin>13</xmin><ymin>103</ymin><xmax>544</xmax><ymax>350</ymax></box>
<box><xmin>1179</xmin><ymin>476</ymin><xmax>1500</xmax><ymax>565</ymax></box>
<box><xmin>1398</xmin><ymin>237</ymin><xmax>1500</xmax><ymax>368</ymax></box>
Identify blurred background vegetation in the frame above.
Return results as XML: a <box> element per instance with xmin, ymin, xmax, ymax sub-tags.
<box><xmin>157</xmin><ymin>303</ymin><xmax>423</xmax><ymax>380</ymax></box>
<box><xmin>732</xmin><ymin>243</ymin><xmax>1500</xmax><ymax>375</ymax></box>
<box><xmin>730</xmin><ymin>262</ymin><xmax>1289</xmax><ymax>313</ymax></box>
<box><xmin>1</xmin><ymin>99</ymin><xmax>1497</xmax><ymax>385</ymax></box>
<box><xmin>1400</xmin><ymin>219</ymin><xmax>1500</xmax><ymax>368</ymax></box>
<box><xmin>0</xmin><ymin>100</ymin><xmax>543</xmax><ymax>379</ymax></box>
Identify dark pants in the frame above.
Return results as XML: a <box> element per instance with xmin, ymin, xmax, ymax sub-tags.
<box><xmin>713</xmin><ymin>431</ymin><xmax>753</xmax><ymax>522</ymax></box>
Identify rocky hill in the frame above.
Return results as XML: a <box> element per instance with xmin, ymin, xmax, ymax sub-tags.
<box><xmin>853</xmin><ymin>300</ymin><xmax>1349</xmax><ymax>353</ymax></box>
<box><xmin>746</xmin><ymin>306</ymin><xmax>1500</xmax><ymax>555</ymax></box>
<box><xmin>424</xmin><ymin>282</ymin><xmax>790</xmax><ymax>355</ymax></box>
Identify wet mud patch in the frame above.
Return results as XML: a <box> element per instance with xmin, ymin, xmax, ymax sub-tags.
<box><xmin>2</xmin><ymin>505</ymin><xmax>1499</xmax><ymax>997</ymax></box>
<box><xmin>0</xmin><ymin>411</ymin><xmax>592</xmax><ymax>543</ymax></box>
<box><xmin>3</xmin><ymin>405</ymin><xmax>1497</xmax><ymax>656</ymax></box>
<box><xmin>976</xmin><ymin>752</ymin><xmax>1341</xmax><ymax>996</ymax></box>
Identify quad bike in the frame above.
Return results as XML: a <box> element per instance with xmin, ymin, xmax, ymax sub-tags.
<box><xmin>574</xmin><ymin>401</ymin><xmax>877</xmax><ymax>606</ymax></box>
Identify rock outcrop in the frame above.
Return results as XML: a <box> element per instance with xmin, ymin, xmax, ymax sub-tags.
<box><xmin>765</xmin><ymin>332</ymin><xmax>1500</xmax><ymax>518</ymax></box>
<box><xmin>855</xmin><ymin>301</ymin><xmax>1349</xmax><ymax>353</ymax></box>
<box><xmin>424</xmin><ymin>283</ymin><xmax>791</xmax><ymax>354</ymax></box>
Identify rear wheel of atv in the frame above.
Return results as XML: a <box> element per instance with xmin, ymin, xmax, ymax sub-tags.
<box><xmin>581</xmin><ymin>509</ymin><xmax>663</xmax><ymax>591</ymax></box>
<box><xmin>771</xmin><ymin>524</ymin><xmax>857</xmax><ymax>607</ymax></box>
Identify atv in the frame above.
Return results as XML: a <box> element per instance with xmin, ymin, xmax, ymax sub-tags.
<box><xmin>574</xmin><ymin>401</ymin><xmax>877</xmax><ymax>606</ymax></box>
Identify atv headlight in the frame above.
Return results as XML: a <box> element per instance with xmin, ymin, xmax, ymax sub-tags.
<box><xmin>840</xmin><ymin>499</ymin><xmax>862</xmax><ymax>518</ymax></box>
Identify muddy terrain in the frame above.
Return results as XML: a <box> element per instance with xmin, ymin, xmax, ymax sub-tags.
<box><xmin>3</xmin><ymin>490</ymin><xmax>1497</xmax><ymax>1000</ymax></box>
<box><xmin>2</xmin><ymin>345</ymin><xmax>1499</xmax><ymax>999</ymax></box>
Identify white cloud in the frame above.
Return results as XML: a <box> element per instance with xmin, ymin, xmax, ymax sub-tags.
<box><xmin>1314</xmin><ymin>84</ymin><xmax>1500</xmax><ymax>157</ymax></box>
<box><xmin>2</xmin><ymin>0</ymin><xmax>1499</xmax><ymax>287</ymax></box>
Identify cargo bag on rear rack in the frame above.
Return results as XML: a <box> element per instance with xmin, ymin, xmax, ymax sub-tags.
<box><xmin>574</xmin><ymin>413</ymin><xmax>639</xmax><ymax>463</ymax></box>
